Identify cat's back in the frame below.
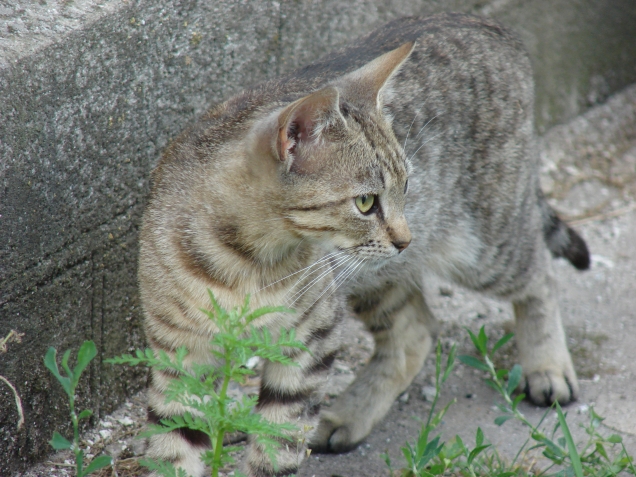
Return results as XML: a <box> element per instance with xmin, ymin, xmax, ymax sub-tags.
<box><xmin>154</xmin><ymin>12</ymin><xmax>529</xmax><ymax>177</ymax></box>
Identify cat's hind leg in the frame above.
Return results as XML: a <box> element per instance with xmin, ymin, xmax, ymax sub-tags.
<box><xmin>310</xmin><ymin>280</ymin><xmax>438</xmax><ymax>453</ymax></box>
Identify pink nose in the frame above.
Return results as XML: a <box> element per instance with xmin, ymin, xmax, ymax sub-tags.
<box><xmin>392</xmin><ymin>239</ymin><xmax>410</xmax><ymax>253</ymax></box>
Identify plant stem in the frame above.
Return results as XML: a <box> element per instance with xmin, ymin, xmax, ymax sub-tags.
<box><xmin>483</xmin><ymin>355</ymin><xmax>537</xmax><ymax>432</ymax></box>
<box><xmin>0</xmin><ymin>375</ymin><xmax>25</xmax><ymax>429</ymax></box>
<box><xmin>211</xmin><ymin>354</ymin><xmax>232</xmax><ymax>477</ymax></box>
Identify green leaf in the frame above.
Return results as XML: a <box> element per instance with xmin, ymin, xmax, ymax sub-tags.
<box><xmin>495</xmin><ymin>368</ymin><xmax>509</xmax><ymax>380</ymax></box>
<box><xmin>429</xmin><ymin>398</ymin><xmax>456</xmax><ymax>429</ymax></box>
<box><xmin>476</xmin><ymin>427</ymin><xmax>484</xmax><ymax>447</ymax></box>
<box><xmin>492</xmin><ymin>333</ymin><xmax>514</xmax><ymax>354</ymax></box>
<box><xmin>607</xmin><ymin>434</ymin><xmax>623</xmax><ymax>444</ymax></box>
<box><xmin>83</xmin><ymin>455</ymin><xmax>113</xmax><ymax>475</ymax></box>
<box><xmin>61</xmin><ymin>349</ymin><xmax>73</xmax><ymax>381</ymax></box>
<box><xmin>74</xmin><ymin>341</ymin><xmax>97</xmax><ymax>383</ymax></box>
<box><xmin>595</xmin><ymin>442</ymin><xmax>609</xmax><ymax>461</ymax></box>
<box><xmin>507</xmin><ymin>364</ymin><xmax>523</xmax><ymax>395</ymax></box>
<box><xmin>477</xmin><ymin>326</ymin><xmax>488</xmax><ymax>354</ymax></box>
<box><xmin>494</xmin><ymin>415</ymin><xmax>514</xmax><ymax>426</ymax></box>
<box><xmin>50</xmin><ymin>431</ymin><xmax>72</xmax><ymax>450</ymax></box>
<box><xmin>76</xmin><ymin>451</ymin><xmax>85</xmax><ymax>476</ymax></box>
<box><xmin>556</xmin><ymin>402</ymin><xmax>583</xmax><ymax>477</ymax></box>
<box><xmin>458</xmin><ymin>355</ymin><xmax>490</xmax><ymax>372</ymax></box>
<box><xmin>512</xmin><ymin>393</ymin><xmax>525</xmax><ymax>411</ymax></box>
<box><xmin>44</xmin><ymin>348</ymin><xmax>72</xmax><ymax>396</ymax></box>
<box><xmin>465</xmin><ymin>328</ymin><xmax>485</xmax><ymax>355</ymax></box>
<box><xmin>442</xmin><ymin>344</ymin><xmax>457</xmax><ymax>383</ymax></box>
<box><xmin>416</xmin><ymin>435</ymin><xmax>444</xmax><ymax>469</ymax></box>
<box><xmin>467</xmin><ymin>444</ymin><xmax>491</xmax><ymax>465</ymax></box>
<box><xmin>78</xmin><ymin>409</ymin><xmax>93</xmax><ymax>421</ymax></box>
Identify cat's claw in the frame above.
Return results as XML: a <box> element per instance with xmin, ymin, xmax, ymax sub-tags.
<box><xmin>524</xmin><ymin>369</ymin><xmax>579</xmax><ymax>405</ymax></box>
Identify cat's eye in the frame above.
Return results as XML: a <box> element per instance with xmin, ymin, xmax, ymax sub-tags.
<box><xmin>355</xmin><ymin>195</ymin><xmax>377</xmax><ymax>214</ymax></box>
<box><xmin>404</xmin><ymin>179</ymin><xmax>409</xmax><ymax>194</ymax></box>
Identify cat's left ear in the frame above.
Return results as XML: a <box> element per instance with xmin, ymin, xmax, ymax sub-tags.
<box><xmin>274</xmin><ymin>86</ymin><xmax>342</xmax><ymax>172</ymax></box>
<box><xmin>335</xmin><ymin>41</ymin><xmax>415</xmax><ymax>110</ymax></box>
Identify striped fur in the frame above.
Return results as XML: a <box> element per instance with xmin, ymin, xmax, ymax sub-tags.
<box><xmin>139</xmin><ymin>13</ymin><xmax>589</xmax><ymax>475</ymax></box>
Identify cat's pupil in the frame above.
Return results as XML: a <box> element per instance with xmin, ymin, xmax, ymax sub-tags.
<box><xmin>404</xmin><ymin>179</ymin><xmax>409</xmax><ymax>194</ymax></box>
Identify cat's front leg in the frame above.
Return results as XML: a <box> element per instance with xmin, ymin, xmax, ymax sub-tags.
<box><xmin>244</xmin><ymin>311</ymin><xmax>343</xmax><ymax>477</ymax></box>
<box><xmin>310</xmin><ymin>282</ymin><xmax>438</xmax><ymax>453</ymax></box>
<box><xmin>513</xmin><ymin>257</ymin><xmax>579</xmax><ymax>405</ymax></box>
<box><xmin>145</xmin><ymin>366</ymin><xmax>209</xmax><ymax>477</ymax></box>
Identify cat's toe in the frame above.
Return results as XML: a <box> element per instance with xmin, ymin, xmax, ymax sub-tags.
<box><xmin>524</xmin><ymin>370</ymin><xmax>579</xmax><ymax>405</ymax></box>
<box><xmin>309</xmin><ymin>412</ymin><xmax>362</xmax><ymax>454</ymax></box>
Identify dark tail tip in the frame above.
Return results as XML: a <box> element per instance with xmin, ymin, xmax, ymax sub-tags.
<box><xmin>542</xmin><ymin>205</ymin><xmax>590</xmax><ymax>270</ymax></box>
<box><xmin>563</xmin><ymin>227</ymin><xmax>590</xmax><ymax>270</ymax></box>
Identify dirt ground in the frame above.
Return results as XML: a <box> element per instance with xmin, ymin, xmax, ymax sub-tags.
<box><xmin>19</xmin><ymin>85</ymin><xmax>636</xmax><ymax>477</ymax></box>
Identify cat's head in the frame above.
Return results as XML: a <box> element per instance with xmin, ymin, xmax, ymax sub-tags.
<box><xmin>248</xmin><ymin>42</ymin><xmax>414</xmax><ymax>265</ymax></box>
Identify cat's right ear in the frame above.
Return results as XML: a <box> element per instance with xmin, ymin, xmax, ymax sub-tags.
<box><xmin>274</xmin><ymin>87</ymin><xmax>342</xmax><ymax>172</ymax></box>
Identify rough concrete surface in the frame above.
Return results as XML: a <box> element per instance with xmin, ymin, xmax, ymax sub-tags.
<box><xmin>17</xmin><ymin>83</ymin><xmax>636</xmax><ymax>477</ymax></box>
<box><xmin>2</xmin><ymin>0</ymin><xmax>636</xmax><ymax>473</ymax></box>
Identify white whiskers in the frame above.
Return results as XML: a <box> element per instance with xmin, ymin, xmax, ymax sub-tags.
<box><xmin>408</xmin><ymin>131</ymin><xmax>443</xmax><ymax>162</ymax></box>
<box><xmin>404</xmin><ymin>114</ymin><xmax>440</xmax><ymax>159</ymax></box>
<box><xmin>299</xmin><ymin>255</ymin><xmax>365</xmax><ymax>315</ymax></box>
<box><xmin>286</xmin><ymin>254</ymin><xmax>354</xmax><ymax>307</ymax></box>
<box><xmin>255</xmin><ymin>249</ymin><xmax>348</xmax><ymax>293</ymax></box>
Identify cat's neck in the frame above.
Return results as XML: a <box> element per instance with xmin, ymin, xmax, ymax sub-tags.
<box><xmin>188</xmin><ymin>179</ymin><xmax>321</xmax><ymax>296</ymax></box>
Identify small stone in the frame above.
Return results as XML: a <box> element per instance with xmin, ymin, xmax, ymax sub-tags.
<box><xmin>592</xmin><ymin>374</ymin><xmax>600</xmax><ymax>382</ymax></box>
<box><xmin>577</xmin><ymin>404</ymin><xmax>589</xmax><ymax>414</ymax></box>
<box><xmin>117</xmin><ymin>416</ymin><xmax>134</xmax><ymax>426</ymax></box>
<box><xmin>131</xmin><ymin>437</ymin><xmax>147</xmax><ymax>456</ymax></box>
<box><xmin>398</xmin><ymin>392</ymin><xmax>409</xmax><ymax>403</ymax></box>
<box><xmin>439</xmin><ymin>286</ymin><xmax>454</xmax><ymax>297</ymax></box>
<box><xmin>334</xmin><ymin>363</ymin><xmax>351</xmax><ymax>373</ymax></box>
<box><xmin>99</xmin><ymin>429</ymin><xmax>112</xmax><ymax>440</ymax></box>
<box><xmin>421</xmin><ymin>386</ymin><xmax>436</xmax><ymax>402</ymax></box>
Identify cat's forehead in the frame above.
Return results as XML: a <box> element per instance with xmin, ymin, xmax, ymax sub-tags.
<box><xmin>339</xmin><ymin>102</ymin><xmax>408</xmax><ymax>180</ymax></box>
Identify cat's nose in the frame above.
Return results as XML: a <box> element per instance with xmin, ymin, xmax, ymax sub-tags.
<box><xmin>392</xmin><ymin>239</ymin><xmax>411</xmax><ymax>253</ymax></box>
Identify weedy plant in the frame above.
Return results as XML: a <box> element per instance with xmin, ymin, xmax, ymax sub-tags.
<box><xmin>44</xmin><ymin>340</ymin><xmax>113</xmax><ymax>477</ymax></box>
<box><xmin>460</xmin><ymin>326</ymin><xmax>636</xmax><ymax>477</ymax></box>
<box><xmin>1</xmin><ymin>329</ymin><xmax>25</xmax><ymax>431</ymax></box>
<box><xmin>108</xmin><ymin>290</ymin><xmax>308</xmax><ymax>477</ymax></box>
<box><xmin>385</xmin><ymin>326</ymin><xmax>636</xmax><ymax>477</ymax></box>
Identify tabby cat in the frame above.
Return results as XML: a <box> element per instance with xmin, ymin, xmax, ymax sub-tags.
<box><xmin>139</xmin><ymin>13</ymin><xmax>589</xmax><ymax>477</ymax></box>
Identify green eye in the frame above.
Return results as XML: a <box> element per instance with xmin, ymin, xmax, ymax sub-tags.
<box><xmin>355</xmin><ymin>195</ymin><xmax>376</xmax><ymax>214</ymax></box>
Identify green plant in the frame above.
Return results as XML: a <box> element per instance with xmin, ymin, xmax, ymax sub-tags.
<box><xmin>44</xmin><ymin>340</ymin><xmax>113</xmax><ymax>476</ymax></box>
<box><xmin>459</xmin><ymin>325</ymin><xmax>635</xmax><ymax>477</ymax></box>
<box><xmin>386</xmin><ymin>326</ymin><xmax>635</xmax><ymax>477</ymax></box>
<box><xmin>109</xmin><ymin>290</ymin><xmax>308</xmax><ymax>477</ymax></box>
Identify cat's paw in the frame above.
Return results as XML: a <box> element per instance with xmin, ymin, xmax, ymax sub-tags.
<box><xmin>523</xmin><ymin>368</ymin><xmax>579</xmax><ymax>405</ymax></box>
<box><xmin>308</xmin><ymin>410</ymin><xmax>369</xmax><ymax>454</ymax></box>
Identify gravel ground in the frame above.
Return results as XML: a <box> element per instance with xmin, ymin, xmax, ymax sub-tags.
<box><xmin>18</xmin><ymin>84</ymin><xmax>636</xmax><ymax>477</ymax></box>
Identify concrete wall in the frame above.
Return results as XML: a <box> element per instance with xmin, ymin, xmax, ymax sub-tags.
<box><xmin>1</xmin><ymin>0</ymin><xmax>635</xmax><ymax>472</ymax></box>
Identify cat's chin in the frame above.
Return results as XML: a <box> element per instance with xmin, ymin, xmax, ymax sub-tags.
<box><xmin>357</xmin><ymin>257</ymin><xmax>393</xmax><ymax>272</ymax></box>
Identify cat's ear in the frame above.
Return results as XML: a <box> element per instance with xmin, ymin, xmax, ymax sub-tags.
<box><xmin>275</xmin><ymin>86</ymin><xmax>342</xmax><ymax>172</ymax></box>
<box><xmin>336</xmin><ymin>41</ymin><xmax>415</xmax><ymax>110</ymax></box>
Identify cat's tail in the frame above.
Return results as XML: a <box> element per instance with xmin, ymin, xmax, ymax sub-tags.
<box><xmin>539</xmin><ymin>192</ymin><xmax>590</xmax><ymax>270</ymax></box>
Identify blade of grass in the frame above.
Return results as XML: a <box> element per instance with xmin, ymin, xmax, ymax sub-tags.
<box><xmin>556</xmin><ymin>402</ymin><xmax>583</xmax><ymax>477</ymax></box>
